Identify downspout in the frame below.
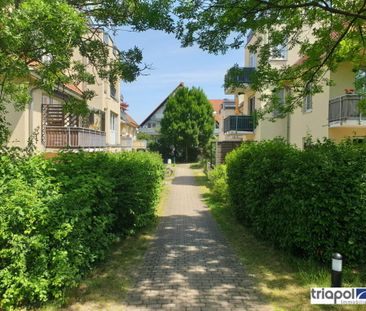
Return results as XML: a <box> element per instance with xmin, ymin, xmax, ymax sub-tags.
<box><xmin>286</xmin><ymin>113</ymin><xmax>291</xmax><ymax>143</ymax></box>
<box><xmin>28</xmin><ymin>87</ymin><xmax>37</xmax><ymax>143</ymax></box>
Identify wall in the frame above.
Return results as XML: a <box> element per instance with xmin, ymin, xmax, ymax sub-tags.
<box><xmin>6</xmin><ymin>102</ymin><xmax>28</xmax><ymax>148</ymax></box>
<box><xmin>288</xmin><ymin>71</ymin><xmax>330</xmax><ymax>148</ymax></box>
<box><xmin>329</xmin><ymin>127</ymin><xmax>366</xmax><ymax>142</ymax></box>
<box><xmin>73</xmin><ymin>30</ymin><xmax>121</xmax><ymax>145</ymax></box>
<box><xmin>329</xmin><ymin>62</ymin><xmax>355</xmax><ymax>99</ymax></box>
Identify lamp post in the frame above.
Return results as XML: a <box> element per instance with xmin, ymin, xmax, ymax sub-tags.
<box><xmin>331</xmin><ymin>253</ymin><xmax>342</xmax><ymax>287</ymax></box>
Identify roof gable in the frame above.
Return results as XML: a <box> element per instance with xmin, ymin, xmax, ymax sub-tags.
<box><xmin>140</xmin><ymin>82</ymin><xmax>184</xmax><ymax>126</ymax></box>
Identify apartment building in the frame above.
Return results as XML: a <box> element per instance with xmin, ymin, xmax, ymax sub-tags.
<box><xmin>6</xmin><ymin>29</ymin><xmax>122</xmax><ymax>152</ymax></box>
<box><xmin>218</xmin><ymin>31</ymin><xmax>366</xmax><ymax>162</ymax></box>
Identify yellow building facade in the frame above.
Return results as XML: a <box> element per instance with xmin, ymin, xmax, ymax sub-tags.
<box><xmin>221</xmin><ymin>32</ymin><xmax>366</xmax><ymax>154</ymax></box>
<box><xmin>6</xmin><ymin>29</ymin><xmax>122</xmax><ymax>152</ymax></box>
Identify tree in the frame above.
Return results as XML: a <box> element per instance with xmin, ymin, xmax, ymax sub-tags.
<box><xmin>0</xmin><ymin>0</ymin><xmax>173</xmax><ymax>145</ymax></box>
<box><xmin>160</xmin><ymin>86</ymin><xmax>214</xmax><ymax>162</ymax></box>
<box><xmin>174</xmin><ymin>0</ymin><xmax>366</xmax><ymax>116</ymax></box>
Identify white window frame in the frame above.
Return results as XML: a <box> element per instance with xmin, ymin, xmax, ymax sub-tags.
<box><xmin>273</xmin><ymin>88</ymin><xmax>285</xmax><ymax>117</ymax></box>
<box><xmin>303</xmin><ymin>84</ymin><xmax>313</xmax><ymax>113</ymax></box>
<box><xmin>249</xmin><ymin>96</ymin><xmax>256</xmax><ymax>115</ymax></box>
<box><xmin>355</xmin><ymin>69</ymin><xmax>366</xmax><ymax>93</ymax></box>
<box><xmin>270</xmin><ymin>43</ymin><xmax>288</xmax><ymax>60</ymax></box>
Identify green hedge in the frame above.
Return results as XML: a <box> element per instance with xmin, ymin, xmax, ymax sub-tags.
<box><xmin>226</xmin><ymin>139</ymin><xmax>366</xmax><ymax>265</ymax></box>
<box><xmin>0</xmin><ymin>151</ymin><xmax>164</xmax><ymax>309</ymax></box>
<box><xmin>207</xmin><ymin>164</ymin><xmax>228</xmax><ymax>203</ymax></box>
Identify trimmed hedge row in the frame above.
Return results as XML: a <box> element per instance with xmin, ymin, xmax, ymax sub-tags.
<box><xmin>226</xmin><ymin>139</ymin><xmax>366</xmax><ymax>265</ymax></box>
<box><xmin>0</xmin><ymin>151</ymin><xmax>164</xmax><ymax>309</ymax></box>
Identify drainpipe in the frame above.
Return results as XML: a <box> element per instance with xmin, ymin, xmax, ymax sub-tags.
<box><xmin>28</xmin><ymin>87</ymin><xmax>37</xmax><ymax>143</ymax></box>
<box><xmin>286</xmin><ymin>113</ymin><xmax>291</xmax><ymax>143</ymax></box>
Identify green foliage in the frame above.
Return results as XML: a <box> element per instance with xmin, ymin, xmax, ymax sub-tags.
<box><xmin>174</xmin><ymin>1</ymin><xmax>366</xmax><ymax>114</ymax></box>
<box><xmin>207</xmin><ymin>164</ymin><xmax>228</xmax><ymax>203</ymax></box>
<box><xmin>226</xmin><ymin>139</ymin><xmax>366</xmax><ymax>265</ymax></box>
<box><xmin>0</xmin><ymin>150</ymin><xmax>164</xmax><ymax>309</ymax></box>
<box><xmin>160</xmin><ymin>86</ymin><xmax>214</xmax><ymax>162</ymax></box>
<box><xmin>0</xmin><ymin>0</ymin><xmax>174</xmax><ymax>145</ymax></box>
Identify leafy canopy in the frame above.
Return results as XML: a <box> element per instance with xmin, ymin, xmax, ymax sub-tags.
<box><xmin>0</xmin><ymin>0</ymin><xmax>173</xmax><ymax>145</ymax></box>
<box><xmin>174</xmin><ymin>0</ymin><xmax>366</xmax><ymax>116</ymax></box>
<box><xmin>160</xmin><ymin>86</ymin><xmax>214</xmax><ymax>162</ymax></box>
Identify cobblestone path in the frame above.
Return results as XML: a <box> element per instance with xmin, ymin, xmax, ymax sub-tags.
<box><xmin>125</xmin><ymin>164</ymin><xmax>272</xmax><ymax>311</ymax></box>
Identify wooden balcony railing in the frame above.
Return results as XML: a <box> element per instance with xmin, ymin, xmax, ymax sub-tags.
<box><xmin>329</xmin><ymin>94</ymin><xmax>366</xmax><ymax>124</ymax></box>
<box><xmin>224</xmin><ymin>115</ymin><xmax>254</xmax><ymax>133</ymax></box>
<box><xmin>45</xmin><ymin>127</ymin><xmax>106</xmax><ymax>148</ymax></box>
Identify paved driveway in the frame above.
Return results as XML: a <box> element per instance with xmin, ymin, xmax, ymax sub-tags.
<box><xmin>125</xmin><ymin>164</ymin><xmax>272</xmax><ymax>311</ymax></box>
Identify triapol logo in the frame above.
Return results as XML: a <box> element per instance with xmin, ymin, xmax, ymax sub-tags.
<box><xmin>311</xmin><ymin>288</ymin><xmax>366</xmax><ymax>304</ymax></box>
<box><xmin>356</xmin><ymin>288</ymin><xmax>366</xmax><ymax>300</ymax></box>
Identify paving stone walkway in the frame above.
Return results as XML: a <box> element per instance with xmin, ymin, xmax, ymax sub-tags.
<box><xmin>125</xmin><ymin>164</ymin><xmax>272</xmax><ymax>311</ymax></box>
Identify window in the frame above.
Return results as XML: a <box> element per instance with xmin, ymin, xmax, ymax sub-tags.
<box><xmin>352</xmin><ymin>137</ymin><xmax>366</xmax><ymax>144</ymax></box>
<box><xmin>249</xmin><ymin>96</ymin><xmax>256</xmax><ymax>115</ymax></box>
<box><xmin>270</xmin><ymin>44</ymin><xmax>287</xmax><ymax>60</ymax></box>
<box><xmin>103</xmin><ymin>32</ymin><xmax>109</xmax><ymax>45</ymax></box>
<box><xmin>355</xmin><ymin>69</ymin><xmax>366</xmax><ymax>93</ymax></box>
<box><xmin>273</xmin><ymin>88</ymin><xmax>285</xmax><ymax>117</ymax></box>
<box><xmin>110</xmin><ymin>81</ymin><xmax>117</xmax><ymax>99</ymax></box>
<box><xmin>249</xmin><ymin>52</ymin><xmax>256</xmax><ymax>67</ymax></box>
<box><xmin>110</xmin><ymin>112</ymin><xmax>117</xmax><ymax>131</ymax></box>
<box><xmin>303</xmin><ymin>84</ymin><xmax>312</xmax><ymax>112</ymax></box>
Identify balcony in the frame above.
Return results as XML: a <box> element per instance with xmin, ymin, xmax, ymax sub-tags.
<box><xmin>224</xmin><ymin>115</ymin><xmax>254</xmax><ymax>134</ymax></box>
<box><xmin>329</xmin><ymin>94</ymin><xmax>366</xmax><ymax>127</ymax></box>
<box><xmin>133</xmin><ymin>140</ymin><xmax>147</xmax><ymax>150</ymax></box>
<box><xmin>120</xmin><ymin>136</ymin><xmax>148</xmax><ymax>150</ymax></box>
<box><xmin>224</xmin><ymin>66</ymin><xmax>255</xmax><ymax>94</ymax></box>
<box><xmin>120</xmin><ymin>136</ymin><xmax>133</xmax><ymax>149</ymax></box>
<box><xmin>45</xmin><ymin>127</ymin><xmax>106</xmax><ymax>149</ymax></box>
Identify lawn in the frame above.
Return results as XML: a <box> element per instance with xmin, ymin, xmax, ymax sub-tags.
<box><xmin>191</xmin><ymin>165</ymin><xmax>366</xmax><ymax>311</ymax></box>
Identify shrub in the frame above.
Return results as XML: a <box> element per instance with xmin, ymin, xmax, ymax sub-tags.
<box><xmin>0</xmin><ymin>151</ymin><xmax>164</xmax><ymax>309</ymax></box>
<box><xmin>226</xmin><ymin>139</ymin><xmax>366</xmax><ymax>265</ymax></box>
<box><xmin>0</xmin><ymin>155</ymin><xmax>61</xmax><ymax>308</ymax></box>
<box><xmin>207</xmin><ymin>164</ymin><xmax>228</xmax><ymax>203</ymax></box>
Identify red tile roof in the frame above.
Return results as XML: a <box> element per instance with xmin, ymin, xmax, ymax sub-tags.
<box><xmin>209</xmin><ymin>99</ymin><xmax>224</xmax><ymax>123</ymax></box>
<box><xmin>125</xmin><ymin>112</ymin><xmax>139</xmax><ymax>128</ymax></box>
<box><xmin>65</xmin><ymin>84</ymin><xmax>83</xmax><ymax>96</ymax></box>
<box><xmin>121</xmin><ymin>102</ymin><xmax>129</xmax><ymax>110</ymax></box>
<box><xmin>293</xmin><ymin>55</ymin><xmax>309</xmax><ymax>67</ymax></box>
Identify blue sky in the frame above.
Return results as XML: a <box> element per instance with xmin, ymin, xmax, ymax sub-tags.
<box><xmin>114</xmin><ymin>30</ymin><xmax>243</xmax><ymax>124</ymax></box>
